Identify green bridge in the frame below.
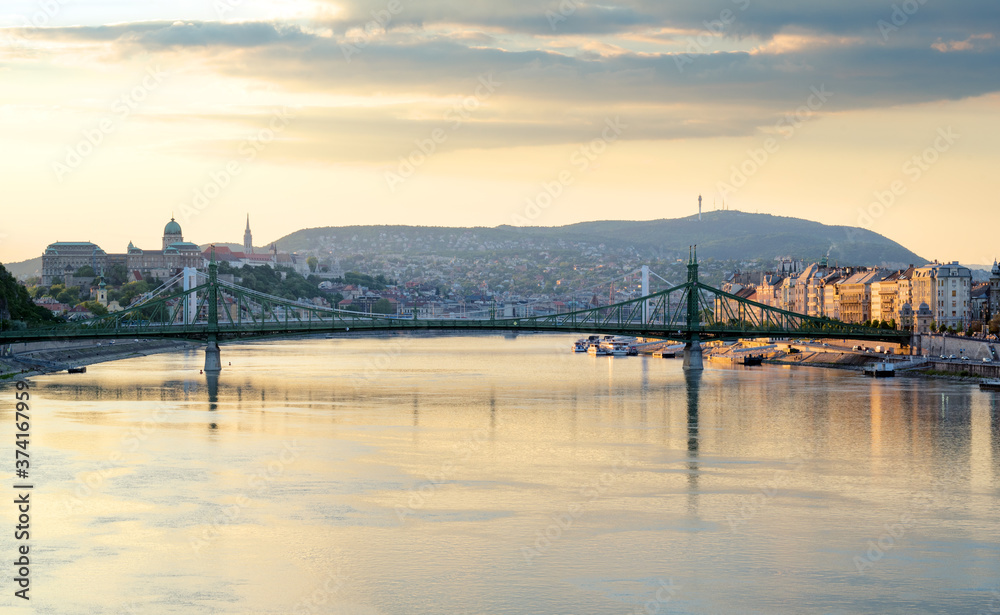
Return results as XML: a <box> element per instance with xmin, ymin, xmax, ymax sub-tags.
<box><xmin>1</xmin><ymin>249</ymin><xmax>910</xmax><ymax>371</ymax></box>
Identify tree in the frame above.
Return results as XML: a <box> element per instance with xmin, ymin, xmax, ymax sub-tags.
<box><xmin>307</xmin><ymin>256</ymin><xmax>318</xmax><ymax>273</ymax></box>
<box><xmin>56</xmin><ymin>286</ymin><xmax>81</xmax><ymax>305</ymax></box>
<box><xmin>80</xmin><ymin>301</ymin><xmax>108</xmax><ymax>317</ymax></box>
<box><xmin>106</xmin><ymin>263</ymin><xmax>129</xmax><ymax>286</ymax></box>
<box><xmin>371</xmin><ymin>298</ymin><xmax>395</xmax><ymax>314</ymax></box>
<box><xmin>120</xmin><ymin>281</ymin><xmax>151</xmax><ymax>305</ymax></box>
<box><xmin>930</xmin><ymin>322</ymin><xmax>938</xmax><ymax>332</ymax></box>
<box><xmin>74</xmin><ymin>265</ymin><xmax>96</xmax><ymax>278</ymax></box>
<box><xmin>989</xmin><ymin>314</ymin><xmax>1000</xmax><ymax>335</ymax></box>
<box><xmin>0</xmin><ymin>263</ymin><xmax>59</xmax><ymax>327</ymax></box>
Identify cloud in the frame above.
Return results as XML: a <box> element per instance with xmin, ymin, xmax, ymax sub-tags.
<box><xmin>319</xmin><ymin>0</ymin><xmax>1000</xmax><ymax>40</ymax></box>
<box><xmin>7</xmin><ymin>4</ymin><xmax>999</xmax><ymax>161</ymax></box>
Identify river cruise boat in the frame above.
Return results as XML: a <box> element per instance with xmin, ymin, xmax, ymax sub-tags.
<box><xmin>980</xmin><ymin>380</ymin><xmax>1000</xmax><ymax>391</ymax></box>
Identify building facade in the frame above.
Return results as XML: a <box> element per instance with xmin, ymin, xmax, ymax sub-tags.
<box><xmin>43</xmin><ymin>217</ymin><xmax>202</xmax><ymax>286</ymax></box>
<box><xmin>911</xmin><ymin>261</ymin><xmax>972</xmax><ymax>330</ymax></box>
<box><xmin>41</xmin><ymin>242</ymin><xmax>108</xmax><ymax>285</ymax></box>
<box><xmin>990</xmin><ymin>261</ymin><xmax>1000</xmax><ymax>320</ymax></box>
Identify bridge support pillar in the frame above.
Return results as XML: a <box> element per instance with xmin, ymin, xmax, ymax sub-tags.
<box><xmin>204</xmin><ymin>341</ymin><xmax>222</xmax><ymax>373</ymax></box>
<box><xmin>682</xmin><ymin>338</ymin><xmax>704</xmax><ymax>371</ymax></box>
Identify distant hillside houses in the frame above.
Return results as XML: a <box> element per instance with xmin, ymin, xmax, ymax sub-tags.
<box><xmin>722</xmin><ymin>258</ymin><xmax>1000</xmax><ymax>332</ymax></box>
<box><xmin>41</xmin><ymin>215</ymin><xmax>307</xmax><ymax>286</ymax></box>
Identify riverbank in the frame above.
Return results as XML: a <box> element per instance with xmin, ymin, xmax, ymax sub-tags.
<box><xmin>0</xmin><ymin>339</ymin><xmax>200</xmax><ymax>381</ymax></box>
<box><xmin>702</xmin><ymin>340</ymin><xmax>1000</xmax><ymax>384</ymax></box>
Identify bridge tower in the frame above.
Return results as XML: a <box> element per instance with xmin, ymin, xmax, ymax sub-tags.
<box><xmin>641</xmin><ymin>265</ymin><xmax>650</xmax><ymax>323</ymax></box>
<box><xmin>204</xmin><ymin>247</ymin><xmax>222</xmax><ymax>373</ymax></box>
<box><xmin>682</xmin><ymin>246</ymin><xmax>704</xmax><ymax>371</ymax></box>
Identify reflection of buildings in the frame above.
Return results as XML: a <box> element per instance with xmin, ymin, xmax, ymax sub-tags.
<box><xmin>41</xmin><ymin>215</ymin><xmax>307</xmax><ymax>285</ymax></box>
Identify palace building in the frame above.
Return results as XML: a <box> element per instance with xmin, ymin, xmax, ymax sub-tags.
<box><xmin>42</xmin><ymin>217</ymin><xmax>202</xmax><ymax>285</ymax></box>
<box><xmin>41</xmin><ymin>215</ymin><xmax>308</xmax><ymax>286</ymax></box>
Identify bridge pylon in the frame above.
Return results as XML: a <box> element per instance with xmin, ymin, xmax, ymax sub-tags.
<box><xmin>205</xmin><ymin>247</ymin><xmax>222</xmax><ymax>373</ymax></box>
<box><xmin>683</xmin><ymin>246</ymin><xmax>704</xmax><ymax>371</ymax></box>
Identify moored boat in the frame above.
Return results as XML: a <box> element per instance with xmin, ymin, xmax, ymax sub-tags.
<box><xmin>599</xmin><ymin>339</ymin><xmax>630</xmax><ymax>356</ymax></box>
<box><xmin>863</xmin><ymin>361</ymin><xmax>895</xmax><ymax>378</ymax></box>
<box><xmin>980</xmin><ymin>380</ymin><xmax>1000</xmax><ymax>391</ymax></box>
<box><xmin>587</xmin><ymin>342</ymin><xmax>611</xmax><ymax>356</ymax></box>
<box><xmin>740</xmin><ymin>355</ymin><xmax>763</xmax><ymax>366</ymax></box>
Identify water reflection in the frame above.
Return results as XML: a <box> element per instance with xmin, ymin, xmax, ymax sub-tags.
<box><xmin>685</xmin><ymin>369</ymin><xmax>701</xmax><ymax>516</ymax></box>
<box><xmin>17</xmin><ymin>335</ymin><xmax>1000</xmax><ymax>614</ymax></box>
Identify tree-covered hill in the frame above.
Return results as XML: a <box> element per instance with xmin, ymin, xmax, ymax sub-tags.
<box><xmin>267</xmin><ymin>211</ymin><xmax>925</xmax><ymax>267</ymax></box>
<box><xmin>0</xmin><ymin>263</ymin><xmax>58</xmax><ymax>329</ymax></box>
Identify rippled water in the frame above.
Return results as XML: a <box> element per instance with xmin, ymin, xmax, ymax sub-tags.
<box><xmin>5</xmin><ymin>334</ymin><xmax>1000</xmax><ymax>614</ymax></box>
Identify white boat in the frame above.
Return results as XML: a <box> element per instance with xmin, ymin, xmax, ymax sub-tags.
<box><xmin>599</xmin><ymin>340</ymin><xmax>630</xmax><ymax>356</ymax></box>
<box><xmin>587</xmin><ymin>343</ymin><xmax>611</xmax><ymax>356</ymax></box>
<box><xmin>574</xmin><ymin>335</ymin><xmax>599</xmax><ymax>353</ymax></box>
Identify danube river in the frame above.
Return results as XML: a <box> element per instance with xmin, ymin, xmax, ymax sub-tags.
<box><xmin>5</xmin><ymin>334</ymin><xmax>1000</xmax><ymax>613</ymax></box>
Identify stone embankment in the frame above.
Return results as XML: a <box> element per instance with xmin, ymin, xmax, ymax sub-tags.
<box><xmin>0</xmin><ymin>339</ymin><xmax>199</xmax><ymax>380</ymax></box>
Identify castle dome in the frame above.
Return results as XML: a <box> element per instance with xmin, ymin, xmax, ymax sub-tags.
<box><xmin>164</xmin><ymin>218</ymin><xmax>182</xmax><ymax>235</ymax></box>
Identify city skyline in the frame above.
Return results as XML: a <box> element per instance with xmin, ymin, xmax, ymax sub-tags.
<box><xmin>1</xmin><ymin>0</ymin><xmax>997</xmax><ymax>265</ymax></box>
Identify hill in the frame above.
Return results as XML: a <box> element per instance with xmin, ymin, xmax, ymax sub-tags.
<box><xmin>2</xmin><ymin>256</ymin><xmax>42</xmax><ymax>280</ymax></box>
<box><xmin>270</xmin><ymin>211</ymin><xmax>925</xmax><ymax>267</ymax></box>
<box><xmin>0</xmin><ymin>263</ymin><xmax>57</xmax><ymax>327</ymax></box>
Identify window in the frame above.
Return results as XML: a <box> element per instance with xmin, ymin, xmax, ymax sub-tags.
<box><xmin>952</xmin><ymin>290</ymin><xmax>956</xmax><ymax>297</ymax></box>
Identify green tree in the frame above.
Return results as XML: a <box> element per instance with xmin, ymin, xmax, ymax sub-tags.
<box><xmin>74</xmin><ymin>265</ymin><xmax>96</xmax><ymax>278</ymax></box>
<box><xmin>80</xmin><ymin>301</ymin><xmax>108</xmax><ymax>317</ymax></box>
<box><xmin>0</xmin><ymin>263</ymin><xmax>59</xmax><ymax>328</ymax></box>
<box><xmin>106</xmin><ymin>263</ymin><xmax>129</xmax><ymax>286</ymax></box>
<box><xmin>120</xmin><ymin>281</ymin><xmax>151</xmax><ymax>305</ymax></box>
<box><xmin>371</xmin><ymin>298</ymin><xmax>395</xmax><ymax>314</ymax></box>
<box><xmin>989</xmin><ymin>314</ymin><xmax>1000</xmax><ymax>335</ymax></box>
<box><xmin>56</xmin><ymin>286</ymin><xmax>81</xmax><ymax>305</ymax></box>
<box><xmin>307</xmin><ymin>256</ymin><xmax>318</xmax><ymax>273</ymax></box>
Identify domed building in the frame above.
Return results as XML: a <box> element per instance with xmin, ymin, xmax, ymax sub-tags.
<box><xmin>126</xmin><ymin>217</ymin><xmax>202</xmax><ymax>277</ymax></box>
<box><xmin>162</xmin><ymin>217</ymin><xmax>184</xmax><ymax>249</ymax></box>
<box><xmin>41</xmin><ymin>216</ymin><xmax>204</xmax><ymax>286</ymax></box>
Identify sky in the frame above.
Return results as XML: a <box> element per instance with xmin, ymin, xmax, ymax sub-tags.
<box><xmin>0</xmin><ymin>0</ymin><xmax>998</xmax><ymax>265</ymax></box>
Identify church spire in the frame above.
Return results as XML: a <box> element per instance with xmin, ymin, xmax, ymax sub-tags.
<box><xmin>244</xmin><ymin>214</ymin><xmax>253</xmax><ymax>255</ymax></box>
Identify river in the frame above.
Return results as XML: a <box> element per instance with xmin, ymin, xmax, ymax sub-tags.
<box><xmin>5</xmin><ymin>334</ymin><xmax>1000</xmax><ymax>614</ymax></box>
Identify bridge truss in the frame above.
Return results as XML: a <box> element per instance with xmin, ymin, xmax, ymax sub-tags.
<box><xmin>1</xmin><ymin>249</ymin><xmax>910</xmax><ymax>360</ymax></box>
